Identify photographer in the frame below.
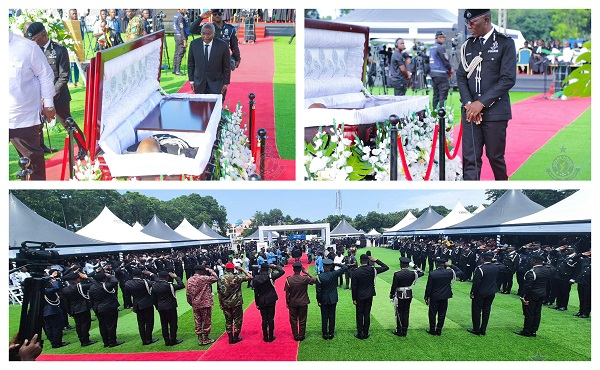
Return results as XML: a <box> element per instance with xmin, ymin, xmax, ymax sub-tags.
<box><xmin>389</xmin><ymin>38</ymin><xmax>411</xmax><ymax>96</ymax></box>
<box><xmin>429</xmin><ymin>31</ymin><xmax>453</xmax><ymax>111</ymax></box>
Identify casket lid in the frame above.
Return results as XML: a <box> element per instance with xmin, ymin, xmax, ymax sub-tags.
<box><xmin>304</xmin><ymin>19</ymin><xmax>370</xmax><ymax>100</ymax></box>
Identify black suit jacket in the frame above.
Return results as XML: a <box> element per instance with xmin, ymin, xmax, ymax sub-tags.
<box><xmin>522</xmin><ymin>264</ymin><xmax>555</xmax><ymax>300</ymax></box>
<box><xmin>44</xmin><ymin>40</ymin><xmax>71</xmax><ymax>105</ymax></box>
<box><xmin>89</xmin><ymin>275</ymin><xmax>120</xmax><ymax>313</ymax></box>
<box><xmin>152</xmin><ymin>277</ymin><xmax>184</xmax><ymax>311</ymax></box>
<box><xmin>188</xmin><ymin>38</ymin><xmax>231</xmax><ymax>94</ymax></box>
<box><xmin>351</xmin><ymin>260</ymin><xmax>389</xmax><ymax>301</ymax></box>
<box><xmin>471</xmin><ymin>262</ymin><xmax>508</xmax><ymax>297</ymax></box>
<box><xmin>253</xmin><ymin>266</ymin><xmax>285</xmax><ymax>307</ymax></box>
<box><xmin>124</xmin><ymin>276</ymin><xmax>157</xmax><ymax>310</ymax></box>
<box><xmin>424</xmin><ymin>265</ymin><xmax>463</xmax><ymax>301</ymax></box>
<box><xmin>62</xmin><ymin>280</ymin><xmax>93</xmax><ymax>315</ymax></box>
<box><xmin>456</xmin><ymin>29</ymin><xmax>516</xmax><ymax>122</ymax></box>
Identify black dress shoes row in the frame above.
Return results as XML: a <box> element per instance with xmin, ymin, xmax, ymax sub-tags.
<box><xmin>81</xmin><ymin>339</ymin><xmax>97</xmax><ymax>347</ymax></box>
<box><xmin>322</xmin><ymin>333</ymin><xmax>334</xmax><ymax>340</ymax></box>
<box><xmin>143</xmin><ymin>338</ymin><xmax>159</xmax><ymax>345</ymax></box>
<box><xmin>514</xmin><ymin>331</ymin><xmax>535</xmax><ymax>337</ymax></box>
<box><xmin>354</xmin><ymin>332</ymin><xmax>369</xmax><ymax>339</ymax></box>
<box><xmin>52</xmin><ymin>341</ymin><xmax>70</xmax><ymax>348</ymax></box>
<box><xmin>108</xmin><ymin>341</ymin><xmax>125</xmax><ymax>347</ymax></box>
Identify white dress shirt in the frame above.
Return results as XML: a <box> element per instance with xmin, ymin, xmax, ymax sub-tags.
<box><xmin>9</xmin><ymin>31</ymin><xmax>55</xmax><ymax>129</ymax></box>
<box><xmin>204</xmin><ymin>40</ymin><xmax>213</xmax><ymax>62</ymax></box>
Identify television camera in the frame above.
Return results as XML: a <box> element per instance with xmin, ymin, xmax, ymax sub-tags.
<box><xmin>410</xmin><ymin>42</ymin><xmax>430</xmax><ymax>93</ymax></box>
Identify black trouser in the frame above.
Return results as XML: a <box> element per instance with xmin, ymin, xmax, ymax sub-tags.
<box><xmin>545</xmin><ymin>276</ymin><xmax>556</xmax><ymax>304</ymax></box>
<box><xmin>428</xmin><ymin>299</ymin><xmax>448</xmax><ymax>330</ymax></box>
<box><xmin>395</xmin><ymin>298</ymin><xmax>412</xmax><ymax>330</ymax></box>
<box><xmin>471</xmin><ymin>294</ymin><xmax>495</xmax><ymax>333</ymax></box>
<box><xmin>158</xmin><ymin>308</ymin><xmax>179</xmax><ymax>343</ymax></box>
<box><xmin>136</xmin><ymin>306</ymin><xmax>155</xmax><ymax>343</ymax></box>
<box><xmin>344</xmin><ymin>270</ymin><xmax>352</xmax><ymax>288</ymax></box>
<box><xmin>462</xmin><ymin>118</ymin><xmax>508</xmax><ymax>180</ymax></box>
<box><xmin>516</xmin><ymin>270</ymin><xmax>526</xmax><ymax>295</ymax></box>
<box><xmin>501</xmin><ymin>271</ymin><xmax>515</xmax><ymax>293</ymax></box>
<box><xmin>522</xmin><ymin>296</ymin><xmax>544</xmax><ymax>334</ymax></box>
<box><xmin>43</xmin><ymin>313</ymin><xmax>64</xmax><ymax>346</ymax></box>
<box><xmin>555</xmin><ymin>278</ymin><xmax>572</xmax><ymax>308</ymax></box>
<box><xmin>120</xmin><ymin>283</ymin><xmax>132</xmax><ymax>308</ymax></box>
<box><xmin>355</xmin><ymin>297</ymin><xmax>373</xmax><ymax>337</ymax></box>
<box><xmin>577</xmin><ymin>284</ymin><xmax>591</xmax><ymax>315</ymax></box>
<box><xmin>428</xmin><ymin>257</ymin><xmax>435</xmax><ymax>272</ymax></box>
<box><xmin>173</xmin><ymin>34</ymin><xmax>186</xmax><ymax>72</ymax></box>
<box><xmin>288</xmin><ymin>305</ymin><xmax>308</xmax><ymax>338</ymax></box>
<box><xmin>72</xmin><ymin>310</ymin><xmax>92</xmax><ymax>344</ymax></box>
<box><xmin>394</xmin><ymin>85</ymin><xmax>407</xmax><ymax>96</ymax></box>
<box><xmin>259</xmin><ymin>303</ymin><xmax>276</xmax><ymax>338</ymax></box>
<box><xmin>338</xmin><ymin>273</ymin><xmax>344</xmax><ymax>286</ymax></box>
<box><xmin>9</xmin><ymin>124</ymin><xmax>46</xmax><ymax>180</ymax></box>
<box><xmin>320</xmin><ymin>303</ymin><xmax>337</xmax><ymax>335</ymax></box>
<box><xmin>431</xmin><ymin>75</ymin><xmax>450</xmax><ymax>110</ymax></box>
<box><xmin>97</xmin><ymin>309</ymin><xmax>119</xmax><ymax>346</ymax></box>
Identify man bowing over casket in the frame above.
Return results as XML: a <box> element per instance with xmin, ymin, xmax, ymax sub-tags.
<box><xmin>188</xmin><ymin>23</ymin><xmax>231</xmax><ymax>101</ymax></box>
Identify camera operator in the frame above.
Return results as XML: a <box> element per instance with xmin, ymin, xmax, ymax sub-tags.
<box><xmin>61</xmin><ymin>268</ymin><xmax>98</xmax><ymax>347</ymax></box>
<box><xmin>172</xmin><ymin>9</ymin><xmax>190</xmax><ymax>76</ymax></box>
<box><xmin>429</xmin><ymin>31</ymin><xmax>453</xmax><ymax>111</ymax></box>
<box><xmin>141</xmin><ymin>9</ymin><xmax>152</xmax><ymax>35</ymax></box>
<box><xmin>389</xmin><ymin>38</ymin><xmax>411</xmax><ymax>96</ymax></box>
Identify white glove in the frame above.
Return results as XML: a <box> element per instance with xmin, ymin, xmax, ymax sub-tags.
<box><xmin>409</xmin><ymin>262</ymin><xmax>415</xmax><ymax>268</ymax></box>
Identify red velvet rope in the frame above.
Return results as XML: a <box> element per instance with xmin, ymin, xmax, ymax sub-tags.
<box><xmin>396</xmin><ymin>133</ymin><xmax>413</xmax><ymax>181</ymax></box>
<box><xmin>423</xmin><ymin>125</ymin><xmax>439</xmax><ymax>181</ymax></box>
<box><xmin>253</xmin><ymin>141</ymin><xmax>261</xmax><ymax>173</ymax></box>
<box><xmin>444</xmin><ymin>120</ymin><xmax>463</xmax><ymax>160</ymax></box>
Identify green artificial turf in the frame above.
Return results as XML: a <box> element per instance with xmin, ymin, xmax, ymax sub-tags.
<box><xmin>273</xmin><ymin>36</ymin><xmax>296</xmax><ymax>160</ymax></box>
<box><xmin>9</xmin><ymin>248</ymin><xmax>591</xmax><ymax>361</ymax></box>
<box><xmin>511</xmin><ymin>107</ymin><xmax>591</xmax><ymax>180</ymax></box>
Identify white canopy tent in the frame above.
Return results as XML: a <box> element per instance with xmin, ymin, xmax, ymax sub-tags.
<box><xmin>473</xmin><ymin>204</ymin><xmax>486</xmax><ymax>215</ymax></box>
<box><xmin>383</xmin><ymin>211</ymin><xmax>417</xmax><ymax>233</ymax></box>
<box><xmin>367</xmin><ymin>228</ymin><xmax>382</xmax><ymax>237</ymax></box>
<box><xmin>419</xmin><ymin>201</ymin><xmax>474</xmax><ymax>235</ymax></box>
<box><xmin>77</xmin><ymin>207</ymin><xmax>167</xmax><ymax>243</ymax></box>
<box><xmin>132</xmin><ymin>221</ymin><xmax>143</xmax><ymax>231</ymax></box>
<box><xmin>174</xmin><ymin>218</ymin><xmax>213</xmax><ymax>240</ymax></box>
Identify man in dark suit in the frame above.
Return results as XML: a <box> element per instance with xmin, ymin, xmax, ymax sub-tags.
<box><xmin>424</xmin><ymin>257</ymin><xmax>463</xmax><ymax>336</ymax></box>
<box><xmin>61</xmin><ymin>270</ymin><xmax>98</xmax><ymax>347</ymax></box>
<box><xmin>515</xmin><ymin>254</ymin><xmax>555</xmax><ymax>337</ymax></box>
<box><xmin>500</xmin><ymin>245</ymin><xmax>520</xmax><ymax>294</ymax></box>
<box><xmin>456</xmin><ymin>9</ymin><xmax>516</xmax><ymax>180</ymax></box>
<box><xmin>253</xmin><ymin>263</ymin><xmax>285</xmax><ymax>342</ymax></box>
<box><xmin>152</xmin><ymin>270</ymin><xmax>185</xmax><ymax>346</ymax></box>
<box><xmin>468</xmin><ymin>252</ymin><xmax>508</xmax><ymax>335</ymax></box>
<box><xmin>188</xmin><ymin>22</ymin><xmax>231</xmax><ymax>100</ymax></box>
<box><xmin>124</xmin><ymin>268</ymin><xmax>159</xmax><ymax>345</ymax></box>
<box><xmin>25</xmin><ymin>22</ymin><xmax>87</xmax><ymax>159</ymax></box>
<box><xmin>351</xmin><ymin>253</ymin><xmax>389</xmax><ymax>339</ymax></box>
<box><xmin>89</xmin><ymin>269</ymin><xmax>123</xmax><ymax>347</ymax></box>
<box><xmin>316</xmin><ymin>259</ymin><xmax>348</xmax><ymax>339</ymax></box>
<box><xmin>390</xmin><ymin>257</ymin><xmax>424</xmax><ymax>337</ymax></box>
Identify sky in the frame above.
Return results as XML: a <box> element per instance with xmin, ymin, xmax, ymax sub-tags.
<box><xmin>119</xmin><ymin>189</ymin><xmax>490</xmax><ymax>224</ymax></box>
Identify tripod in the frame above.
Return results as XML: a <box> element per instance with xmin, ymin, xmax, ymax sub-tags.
<box><xmin>412</xmin><ymin>56</ymin><xmax>428</xmax><ymax>95</ymax></box>
<box><xmin>155</xmin><ymin>13</ymin><xmax>170</xmax><ymax>70</ymax></box>
<box><xmin>374</xmin><ymin>55</ymin><xmax>388</xmax><ymax>95</ymax></box>
<box><xmin>83</xmin><ymin>16</ymin><xmax>98</xmax><ymax>55</ymax></box>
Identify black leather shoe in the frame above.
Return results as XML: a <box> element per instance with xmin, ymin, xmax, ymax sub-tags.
<box><xmin>531</xmin><ymin>332</ymin><xmax>537</xmax><ymax>337</ymax></box>
<box><xmin>143</xmin><ymin>338</ymin><xmax>159</xmax><ymax>345</ymax></box>
<box><xmin>480</xmin><ymin>331</ymin><xmax>486</xmax><ymax>336</ymax></box>
<box><xmin>109</xmin><ymin>341</ymin><xmax>125</xmax><ymax>347</ymax></box>
<box><xmin>81</xmin><ymin>340</ymin><xmax>97</xmax><ymax>347</ymax></box>
<box><xmin>173</xmin><ymin>71</ymin><xmax>185</xmax><ymax>76</ymax></box>
<box><xmin>580</xmin><ymin>314</ymin><xmax>590</xmax><ymax>318</ymax></box>
<box><xmin>171</xmin><ymin>339</ymin><xmax>183</xmax><ymax>346</ymax></box>
<box><xmin>392</xmin><ymin>329</ymin><xmax>402</xmax><ymax>336</ymax></box>
<box><xmin>42</xmin><ymin>145</ymin><xmax>58</xmax><ymax>154</ymax></box>
<box><xmin>426</xmin><ymin>329</ymin><xmax>437</xmax><ymax>336</ymax></box>
<box><xmin>467</xmin><ymin>328</ymin><xmax>480</xmax><ymax>336</ymax></box>
<box><xmin>557</xmin><ymin>307</ymin><xmax>567</xmax><ymax>311</ymax></box>
<box><xmin>573</xmin><ymin>312</ymin><xmax>582</xmax><ymax>317</ymax></box>
<box><xmin>52</xmin><ymin>341</ymin><xmax>70</xmax><ymax>348</ymax></box>
<box><xmin>63</xmin><ymin>325</ymin><xmax>75</xmax><ymax>330</ymax></box>
<box><xmin>435</xmin><ymin>329</ymin><xmax>442</xmax><ymax>336</ymax></box>
<box><xmin>328</xmin><ymin>333</ymin><xmax>334</xmax><ymax>340</ymax></box>
<box><xmin>268</xmin><ymin>336</ymin><xmax>276</xmax><ymax>342</ymax></box>
<box><xmin>354</xmin><ymin>333</ymin><xmax>363</xmax><ymax>339</ymax></box>
<box><xmin>514</xmin><ymin>331</ymin><xmax>532</xmax><ymax>337</ymax></box>
<box><xmin>322</xmin><ymin>334</ymin><xmax>329</xmax><ymax>340</ymax></box>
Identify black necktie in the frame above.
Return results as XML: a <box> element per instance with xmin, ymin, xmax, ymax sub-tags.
<box><xmin>40</xmin><ymin>45</ymin><xmax>45</xmax><ymax>53</ymax></box>
<box><xmin>204</xmin><ymin>44</ymin><xmax>209</xmax><ymax>66</ymax></box>
<box><xmin>479</xmin><ymin>37</ymin><xmax>485</xmax><ymax>47</ymax></box>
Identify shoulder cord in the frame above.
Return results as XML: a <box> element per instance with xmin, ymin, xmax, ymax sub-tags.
<box><xmin>102</xmin><ymin>282</ymin><xmax>116</xmax><ymax>294</ymax></box>
<box><xmin>77</xmin><ymin>282</ymin><xmax>90</xmax><ymax>300</ymax></box>
<box><xmin>45</xmin><ymin>293</ymin><xmax>60</xmax><ymax>306</ymax></box>
<box><xmin>144</xmin><ymin>279</ymin><xmax>151</xmax><ymax>295</ymax></box>
<box><xmin>460</xmin><ymin>40</ymin><xmax>483</xmax><ymax>89</ymax></box>
<box><xmin>170</xmin><ymin>282</ymin><xmax>176</xmax><ymax>298</ymax></box>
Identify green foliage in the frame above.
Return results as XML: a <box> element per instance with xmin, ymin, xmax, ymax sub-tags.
<box><xmin>492</xmin><ymin>9</ymin><xmax>591</xmax><ymax>42</ymax></box>
<box><xmin>564</xmin><ymin>41</ymin><xmax>591</xmax><ymax>98</ymax></box>
<box><xmin>9</xmin><ymin>9</ymin><xmax>79</xmax><ymax>53</ymax></box>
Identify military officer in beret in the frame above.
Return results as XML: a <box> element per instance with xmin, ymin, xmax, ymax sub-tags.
<box><xmin>25</xmin><ymin>22</ymin><xmax>87</xmax><ymax>160</ymax></box>
<box><xmin>457</xmin><ymin>9</ymin><xmax>516</xmax><ymax>180</ymax></box>
<box><xmin>468</xmin><ymin>252</ymin><xmax>509</xmax><ymax>335</ymax></box>
<box><xmin>424</xmin><ymin>257</ymin><xmax>463</xmax><ymax>336</ymax></box>
<box><xmin>515</xmin><ymin>254</ymin><xmax>556</xmax><ymax>337</ymax></box>
<box><xmin>390</xmin><ymin>257</ymin><xmax>424</xmax><ymax>337</ymax></box>
<box><xmin>316</xmin><ymin>258</ymin><xmax>348</xmax><ymax>339</ymax></box>
<box><xmin>124</xmin><ymin>268</ymin><xmax>159</xmax><ymax>345</ymax></box>
<box><xmin>152</xmin><ymin>270</ymin><xmax>185</xmax><ymax>346</ymax></box>
<box><xmin>218</xmin><ymin>262</ymin><xmax>252</xmax><ymax>344</ymax></box>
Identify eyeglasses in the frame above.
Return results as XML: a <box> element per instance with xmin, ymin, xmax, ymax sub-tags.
<box><xmin>213</xmin><ymin>12</ymin><xmax>223</xmax><ymax>16</ymax></box>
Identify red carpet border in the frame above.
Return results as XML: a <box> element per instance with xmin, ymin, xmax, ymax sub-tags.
<box><xmin>38</xmin><ymin>350</ymin><xmax>206</xmax><ymax>361</ymax></box>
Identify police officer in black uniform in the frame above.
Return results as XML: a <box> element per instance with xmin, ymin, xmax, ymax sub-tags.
<box><xmin>89</xmin><ymin>268</ymin><xmax>124</xmax><ymax>347</ymax></box>
<box><xmin>515</xmin><ymin>254</ymin><xmax>556</xmax><ymax>337</ymax></box>
<box><xmin>550</xmin><ymin>245</ymin><xmax>580</xmax><ymax>311</ymax></box>
<box><xmin>61</xmin><ymin>269</ymin><xmax>98</xmax><ymax>347</ymax></box>
<box><xmin>499</xmin><ymin>244</ymin><xmax>520</xmax><ymax>294</ymax></box>
<box><xmin>124</xmin><ymin>268</ymin><xmax>159</xmax><ymax>345</ymax></box>
<box><xmin>152</xmin><ymin>270</ymin><xmax>185</xmax><ymax>346</ymax></box>
<box><xmin>390</xmin><ymin>257</ymin><xmax>424</xmax><ymax>337</ymax></box>
<box><xmin>190</xmin><ymin>9</ymin><xmax>241</xmax><ymax>71</ymax></box>
<box><xmin>573</xmin><ymin>250</ymin><xmax>591</xmax><ymax>318</ymax></box>
<box><xmin>468</xmin><ymin>252</ymin><xmax>509</xmax><ymax>335</ymax></box>
<box><xmin>424</xmin><ymin>257</ymin><xmax>463</xmax><ymax>336</ymax></box>
<box><xmin>26</xmin><ymin>22</ymin><xmax>87</xmax><ymax>159</ymax></box>
<box><xmin>429</xmin><ymin>30</ymin><xmax>453</xmax><ymax>110</ymax></box>
<box><xmin>456</xmin><ymin>9</ymin><xmax>516</xmax><ymax>181</ymax></box>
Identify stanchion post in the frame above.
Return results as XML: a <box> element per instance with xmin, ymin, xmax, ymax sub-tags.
<box><xmin>17</xmin><ymin>157</ymin><xmax>32</xmax><ymax>181</ymax></box>
<box><xmin>389</xmin><ymin>114</ymin><xmax>400</xmax><ymax>181</ymax></box>
<box><xmin>437</xmin><ymin>108</ymin><xmax>446</xmax><ymax>181</ymax></box>
<box><xmin>65</xmin><ymin>117</ymin><xmax>76</xmax><ymax>179</ymax></box>
<box><xmin>258</xmin><ymin>128</ymin><xmax>267</xmax><ymax>180</ymax></box>
<box><xmin>248</xmin><ymin>92</ymin><xmax>256</xmax><ymax>152</ymax></box>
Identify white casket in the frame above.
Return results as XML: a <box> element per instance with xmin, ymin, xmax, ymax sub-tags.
<box><xmin>84</xmin><ymin>31</ymin><xmax>221</xmax><ymax>179</ymax></box>
<box><xmin>304</xmin><ymin>19</ymin><xmax>429</xmax><ymax>143</ymax></box>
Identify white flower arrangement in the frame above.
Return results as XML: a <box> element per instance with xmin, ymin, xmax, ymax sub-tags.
<box><xmin>216</xmin><ymin>103</ymin><xmax>257</xmax><ymax>180</ymax></box>
<box><xmin>9</xmin><ymin>9</ymin><xmax>78</xmax><ymax>54</ymax></box>
<box><xmin>304</xmin><ymin>106</ymin><xmax>462</xmax><ymax>181</ymax></box>
<box><xmin>70</xmin><ymin>156</ymin><xmax>102</xmax><ymax>181</ymax></box>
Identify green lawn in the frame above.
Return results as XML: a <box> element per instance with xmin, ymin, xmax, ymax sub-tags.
<box><xmin>9</xmin><ymin>248</ymin><xmax>591</xmax><ymax>361</ymax></box>
<box><xmin>9</xmin><ymin>34</ymin><xmax>295</xmax><ymax>179</ymax></box>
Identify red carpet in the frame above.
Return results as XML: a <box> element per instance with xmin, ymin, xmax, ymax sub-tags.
<box><xmin>45</xmin><ymin>37</ymin><xmax>295</xmax><ymax>181</ymax></box>
<box><xmin>38</xmin><ymin>351</ymin><xmax>206</xmax><ymax>361</ymax></box>
<box><xmin>199</xmin><ymin>254</ymin><xmax>308</xmax><ymax>361</ymax></box>
<box><xmin>177</xmin><ymin>37</ymin><xmax>295</xmax><ymax>181</ymax></box>
<box><xmin>452</xmin><ymin>94</ymin><xmax>591</xmax><ymax>180</ymax></box>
